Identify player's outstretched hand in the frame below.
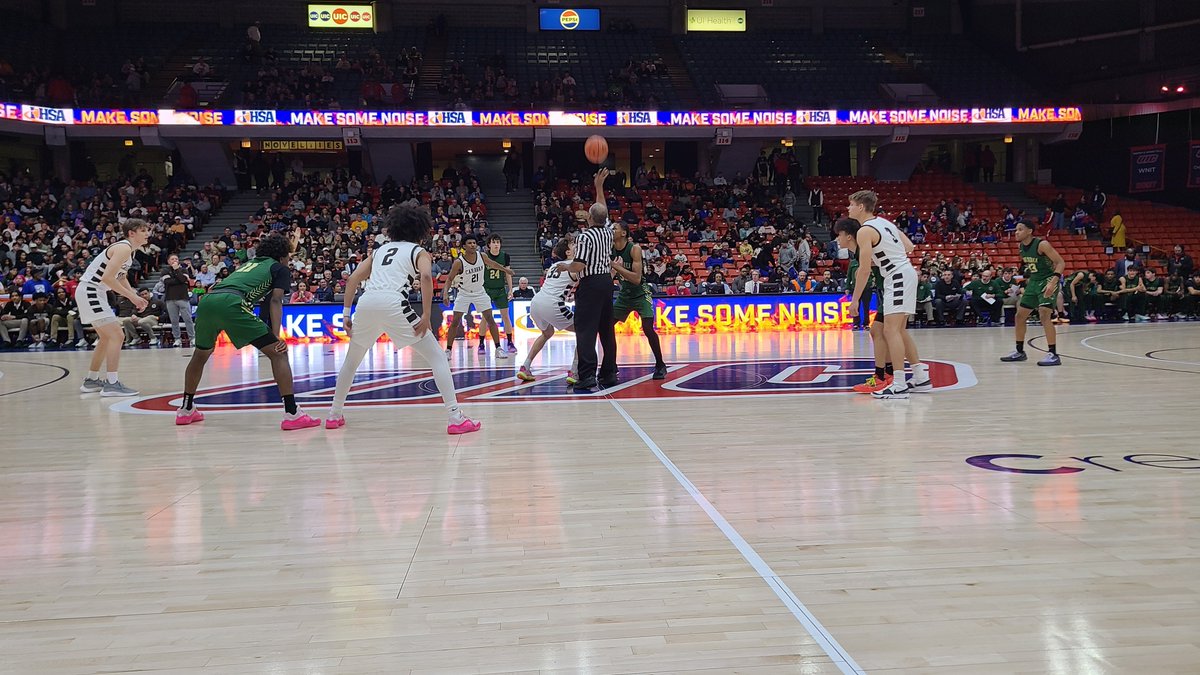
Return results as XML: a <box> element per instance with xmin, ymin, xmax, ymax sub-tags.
<box><xmin>413</xmin><ymin>316</ymin><xmax>430</xmax><ymax>337</ymax></box>
<box><xmin>133</xmin><ymin>297</ymin><xmax>148</xmax><ymax>312</ymax></box>
<box><xmin>594</xmin><ymin>167</ymin><xmax>610</xmax><ymax>184</ymax></box>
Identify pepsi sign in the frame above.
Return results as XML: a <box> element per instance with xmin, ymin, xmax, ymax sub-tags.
<box><xmin>539</xmin><ymin>8</ymin><xmax>601</xmax><ymax>31</ymax></box>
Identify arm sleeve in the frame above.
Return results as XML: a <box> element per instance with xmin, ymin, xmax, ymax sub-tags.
<box><xmin>270</xmin><ymin>262</ymin><xmax>292</xmax><ymax>293</ymax></box>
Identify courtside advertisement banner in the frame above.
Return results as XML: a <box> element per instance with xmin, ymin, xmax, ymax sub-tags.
<box><xmin>1129</xmin><ymin>144</ymin><xmax>1167</xmax><ymax>193</ymax></box>
<box><xmin>0</xmin><ymin>102</ymin><xmax>1083</xmax><ymax>127</ymax></box>
<box><xmin>1188</xmin><ymin>141</ymin><xmax>1200</xmax><ymax>189</ymax></box>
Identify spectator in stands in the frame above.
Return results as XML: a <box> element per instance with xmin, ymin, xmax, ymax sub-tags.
<box><xmin>1114</xmin><ymin>248</ymin><xmax>1139</xmax><ymax>277</ymax></box>
<box><xmin>161</xmin><ymin>255</ymin><xmax>194</xmax><ymax>347</ymax></box>
<box><xmin>21</xmin><ymin>268</ymin><xmax>52</xmax><ymax>297</ymax></box>
<box><xmin>1051</xmin><ymin>192</ymin><xmax>1067</xmax><ymax>230</ymax></box>
<box><xmin>914</xmin><ymin>271</ymin><xmax>934</xmax><ymax>327</ymax></box>
<box><xmin>934</xmin><ymin>270</ymin><xmax>966</xmax><ymax>325</ymax></box>
<box><xmin>743</xmin><ymin>270</ymin><xmax>764</xmax><ymax>294</ymax></box>
<box><xmin>26</xmin><ymin>293</ymin><xmax>52</xmax><ymax>349</ymax></box>
<box><xmin>666</xmin><ymin>275</ymin><xmax>692</xmax><ymax>296</ymax></box>
<box><xmin>980</xmin><ymin>145</ymin><xmax>996</xmax><ymax>182</ymax></box>
<box><xmin>966</xmin><ymin>268</ymin><xmax>1003</xmax><ymax>326</ymax></box>
<box><xmin>1090</xmin><ymin>185</ymin><xmax>1107</xmax><ymax>221</ymax></box>
<box><xmin>512</xmin><ymin>278</ymin><xmax>534</xmax><ymax>300</ymax></box>
<box><xmin>0</xmin><ymin>291</ymin><xmax>30</xmax><ymax>347</ymax></box>
<box><xmin>289</xmin><ymin>283</ymin><xmax>315</xmax><ymax>304</ymax></box>
<box><xmin>120</xmin><ymin>289</ymin><xmax>163</xmax><ymax>346</ymax></box>
<box><xmin>1109</xmin><ymin>210</ymin><xmax>1126</xmax><ymax>249</ymax></box>
<box><xmin>49</xmin><ymin>287</ymin><xmax>80</xmax><ymax>348</ymax></box>
<box><xmin>1167</xmin><ymin>245</ymin><xmax>1194</xmax><ymax>279</ymax></box>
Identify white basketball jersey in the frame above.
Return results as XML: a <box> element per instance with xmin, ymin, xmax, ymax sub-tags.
<box><xmin>364</xmin><ymin>240</ymin><xmax>422</xmax><ymax>298</ymax></box>
<box><xmin>863</xmin><ymin>217</ymin><xmax>912</xmax><ymax>274</ymax></box>
<box><xmin>80</xmin><ymin>240</ymin><xmax>133</xmax><ymax>291</ymax></box>
<box><xmin>535</xmin><ymin>264</ymin><xmax>577</xmax><ymax>304</ymax></box>
<box><xmin>458</xmin><ymin>252</ymin><xmax>486</xmax><ymax>294</ymax></box>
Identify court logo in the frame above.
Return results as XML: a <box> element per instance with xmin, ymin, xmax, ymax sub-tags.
<box><xmin>559</xmin><ymin>9</ymin><xmax>580</xmax><ymax>29</ymax></box>
<box><xmin>114</xmin><ymin>358</ymin><xmax>976</xmax><ymax>415</ymax></box>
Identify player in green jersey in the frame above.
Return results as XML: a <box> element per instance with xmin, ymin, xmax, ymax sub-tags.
<box><xmin>483</xmin><ymin>234</ymin><xmax>518</xmax><ymax>353</ymax></box>
<box><xmin>835</xmin><ymin>218</ymin><xmax>895</xmax><ymax>393</ymax></box>
<box><xmin>1001</xmin><ymin>219</ymin><xmax>1066</xmax><ymax>366</ymax></box>
<box><xmin>176</xmin><ymin>231</ymin><xmax>319</xmax><ymax>430</ymax></box>
<box><xmin>609</xmin><ymin>221</ymin><xmax>667</xmax><ymax>379</ymax></box>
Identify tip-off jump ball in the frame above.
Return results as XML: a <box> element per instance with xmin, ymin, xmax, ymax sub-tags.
<box><xmin>584</xmin><ymin>135</ymin><xmax>609</xmax><ymax>164</ymax></box>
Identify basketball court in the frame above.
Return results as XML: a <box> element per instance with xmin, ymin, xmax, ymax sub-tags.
<box><xmin>1</xmin><ymin>325</ymin><xmax>1197</xmax><ymax>673</ymax></box>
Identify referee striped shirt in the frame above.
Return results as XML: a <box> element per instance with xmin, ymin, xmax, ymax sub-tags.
<box><xmin>574</xmin><ymin>221</ymin><xmax>614</xmax><ymax>277</ymax></box>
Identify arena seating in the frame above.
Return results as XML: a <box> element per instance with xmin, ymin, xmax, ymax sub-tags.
<box><xmin>184</xmin><ymin>24</ymin><xmax>425</xmax><ymax>109</ymax></box>
<box><xmin>811</xmin><ymin>175</ymin><xmax>1112</xmax><ymax>274</ymax></box>
<box><xmin>1027</xmin><ymin>184</ymin><xmax>1200</xmax><ymax>268</ymax></box>
<box><xmin>890</xmin><ymin>35</ymin><xmax>1046</xmax><ymax>105</ymax></box>
<box><xmin>441</xmin><ymin>28</ymin><xmax>677</xmax><ymax>109</ymax></box>
<box><xmin>675</xmin><ymin>32</ymin><xmax>899</xmax><ymax>108</ymax></box>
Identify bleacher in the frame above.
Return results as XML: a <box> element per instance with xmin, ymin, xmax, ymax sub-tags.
<box><xmin>675</xmin><ymin>32</ymin><xmax>899</xmax><ymax>108</ymax></box>
<box><xmin>890</xmin><ymin>35</ymin><xmax>1046</xmax><ymax>106</ymax></box>
<box><xmin>0</xmin><ymin>18</ymin><xmax>196</xmax><ymax>105</ymax></box>
<box><xmin>812</xmin><ymin>175</ymin><xmax>1112</xmax><ymax>274</ymax></box>
<box><xmin>188</xmin><ymin>24</ymin><xmax>426</xmax><ymax>108</ymax></box>
<box><xmin>443</xmin><ymin>28</ymin><xmax>677</xmax><ymax>109</ymax></box>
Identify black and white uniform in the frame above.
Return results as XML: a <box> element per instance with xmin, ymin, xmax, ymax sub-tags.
<box><xmin>864</xmin><ymin>216</ymin><xmax>917</xmax><ymax>316</ymax></box>
<box><xmin>74</xmin><ymin>240</ymin><xmax>133</xmax><ymax>326</ymax></box>
<box><xmin>352</xmin><ymin>241</ymin><xmax>425</xmax><ymax>349</ymax></box>
<box><xmin>531</xmin><ymin>263</ymin><xmax>578</xmax><ymax>331</ymax></box>
<box><xmin>452</xmin><ymin>252</ymin><xmax>493</xmax><ymax>315</ymax></box>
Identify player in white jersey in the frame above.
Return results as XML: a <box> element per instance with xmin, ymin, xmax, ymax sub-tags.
<box><xmin>76</xmin><ymin>218</ymin><xmax>151</xmax><ymax>397</ymax></box>
<box><xmin>326</xmin><ymin>205</ymin><xmax>480</xmax><ymax>434</ymax></box>
<box><xmin>443</xmin><ymin>235</ymin><xmax>513</xmax><ymax>361</ymax></box>
<box><xmin>517</xmin><ymin>237</ymin><xmax>580</xmax><ymax>382</ymax></box>
<box><xmin>844</xmin><ymin>190</ymin><xmax>931</xmax><ymax>400</ymax></box>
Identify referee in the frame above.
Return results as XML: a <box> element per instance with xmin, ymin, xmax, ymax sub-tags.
<box><xmin>563</xmin><ymin>168</ymin><xmax>618</xmax><ymax>391</ymax></box>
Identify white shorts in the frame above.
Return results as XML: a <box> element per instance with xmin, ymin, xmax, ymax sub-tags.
<box><xmin>350</xmin><ymin>295</ymin><xmax>422</xmax><ymax>349</ymax></box>
<box><xmin>452</xmin><ymin>290</ymin><xmax>493</xmax><ymax>315</ymax></box>
<box><xmin>881</xmin><ymin>266</ymin><xmax>918</xmax><ymax>316</ymax></box>
<box><xmin>75</xmin><ymin>284</ymin><xmax>119</xmax><ymax>327</ymax></box>
<box><xmin>530</xmin><ymin>298</ymin><xmax>575</xmax><ymax>332</ymax></box>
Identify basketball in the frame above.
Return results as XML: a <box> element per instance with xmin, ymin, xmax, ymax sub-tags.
<box><xmin>584</xmin><ymin>135</ymin><xmax>609</xmax><ymax>164</ymax></box>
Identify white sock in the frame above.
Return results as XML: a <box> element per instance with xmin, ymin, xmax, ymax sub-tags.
<box><xmin>522</xmin><ymin>359</ymin><xmax>531</xmax><ymax>369</ymax></box>
<box><xmin>448</xmin><ymin>405</ymin><xmax>464</xmax><ymax>421</ymax></box>
<box><xmin>87</xmin><ymin>371</ymin><xmax>99</xmax><ymax>380</ymax></box>
<box><xmin>893</xmin><ymin>371</ymin><xmax>907</xmax><ymax>388</ymax></box>
<box><xmin>912</xmin><ymin>362</ymin><xmax>928</xmax><ymax>381</ymax></box>
<box><xmin>106</xmin><ymin>372</ymin><xmax>118</xmax><ymax>384</ymax></box>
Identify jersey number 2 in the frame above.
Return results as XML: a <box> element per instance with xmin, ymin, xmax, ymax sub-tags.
<box><xmin>381</xmin><ymin>249</ymin><xmax>397</xmax><ymax>265</ymax></box>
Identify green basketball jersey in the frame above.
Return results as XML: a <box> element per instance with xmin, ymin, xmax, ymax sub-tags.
<box><xmin>211</xmin><ymin>257</ymin><xmax>289</xmax><ymax>306</ymax></box>
<box><xmin>846</xmin><ymin>256</ymin><xmax>883</xmax><ymax>294</ymax></box>
<box><xmin>1020</xmin><ymin>238</ymin><xmax>1055</xmax><ymax>283</ymax></box>
<box><xmin>1144</xmin><ymin>277</ymin><xmax>1162</xmax><ymax>292</ymax></box>
<box><xmin>614</xmin><ymin>241</ymin><xmax>651</xmax><ymax>299</ymax></box>
<box><xmin>484</xmin><ymin>250</ymin><xmax>509</xmax><ymax>289</ymax></box>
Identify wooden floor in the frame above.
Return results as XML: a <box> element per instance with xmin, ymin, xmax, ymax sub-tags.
<box><xmin>1</xmin><ymin>324</ymin><xmax>1198</xmax><ymax>674</ymax></box>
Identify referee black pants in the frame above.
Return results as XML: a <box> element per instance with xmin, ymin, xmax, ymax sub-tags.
<box><xmin>574</xmin><ymin>274</ymin><xmax>617</xmax><ymax>383</ymax></box>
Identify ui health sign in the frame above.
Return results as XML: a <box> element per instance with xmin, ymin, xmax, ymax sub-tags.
<box><xmin>687</xmin><ymin>9</ymin><xmax>747</xmax><ymax>32</ymax></box>
<box><xmin>307</xmin><ymin>4</ymin><xmax>374</xmax><ymax>29</ymax></box>
<box><xmin>1129</xmin><ymin>144</ymin><xmax>1166</xmax><ymax>193</ymax></box>
<box><xmin>539</xmin><ymin>8</ymin><xmax>601</xmax><ymax>31</ymax></box>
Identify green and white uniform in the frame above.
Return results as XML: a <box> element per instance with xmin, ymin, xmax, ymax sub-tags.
<box><xmin>194</xmin><ymin>256</ymin><xmax>291</xmax><ymax>349</ymax></box>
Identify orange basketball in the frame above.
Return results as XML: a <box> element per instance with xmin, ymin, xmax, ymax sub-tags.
<box><xmin>584</xmin><ymin>135</ymin><xmax>609</xmax><ymax>164</ymax></box>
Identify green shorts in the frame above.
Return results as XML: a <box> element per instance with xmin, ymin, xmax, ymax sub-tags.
<box><xmin>194</xmin><ymin>293</ymin><xmax>273</xmax><ymax>350</ymax></box>
<box><xmin>485</xmin><ymin>286</ymin><xmax>509</xmax><ymax>309</ymax></box>
<box><xmin>614</xmin><ymin>293</ymin><xmax>654</xmax><ymax>321</ymax></box>
<box><xmin>1020</xmin><ymin>279</ymin><xmax>1060</xmax><ymax>310</ymax></box>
